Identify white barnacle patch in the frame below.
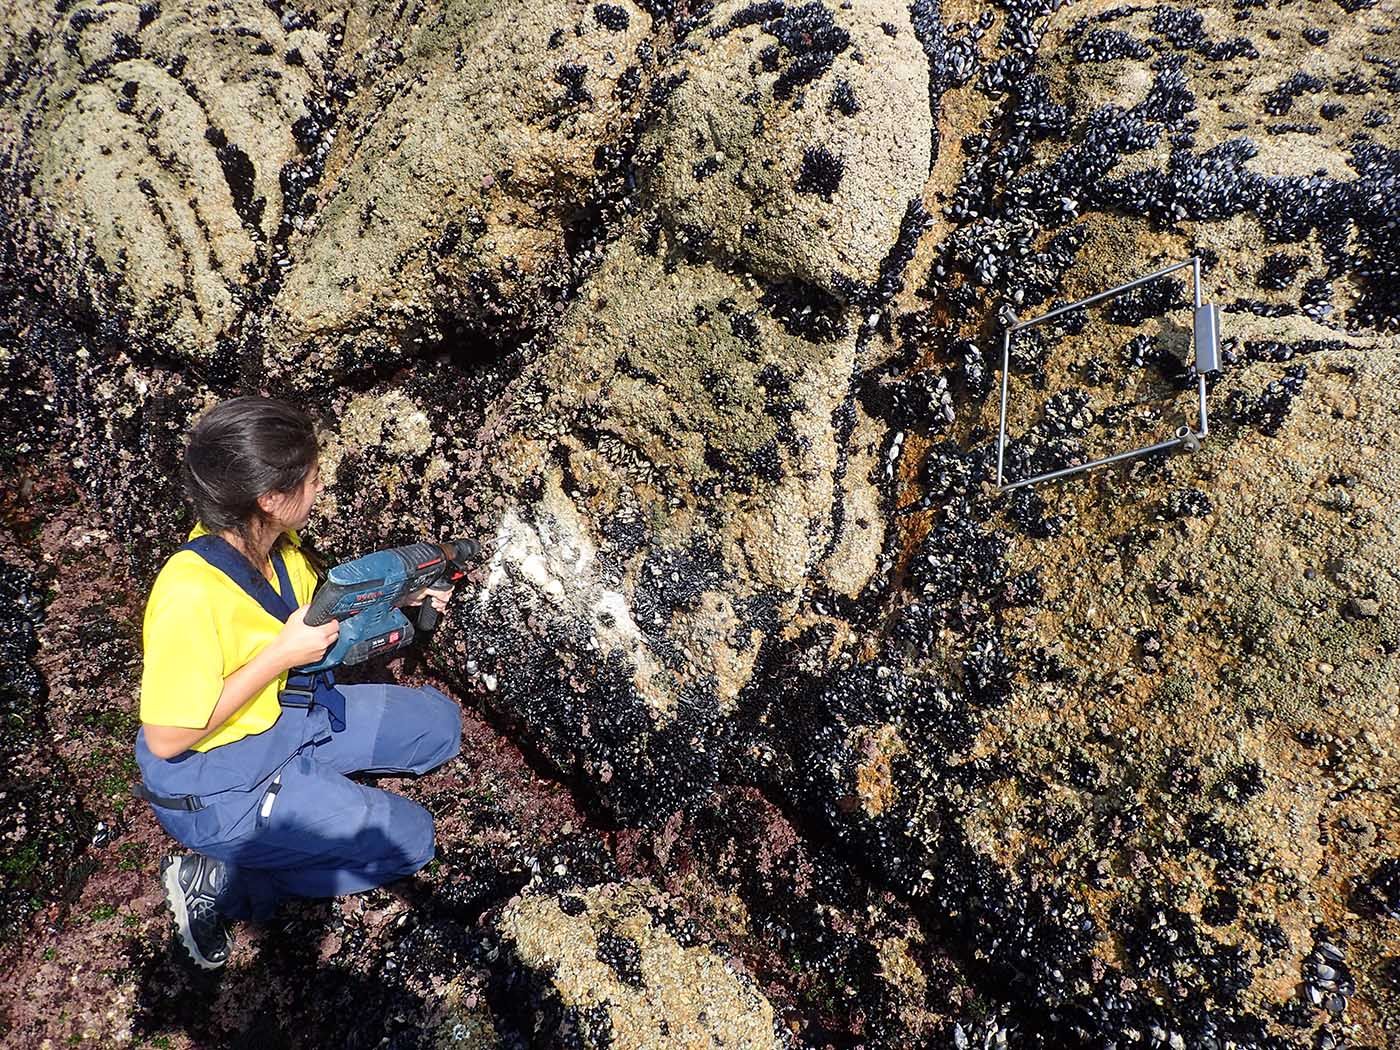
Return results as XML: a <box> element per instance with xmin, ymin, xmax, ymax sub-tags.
<box><xmin>517</xmin><ymin>551</ymin><xmax>566</xmax><ymax>603</ymax></box>
<box><xmin>480</xmin><ymin>500</ymin><xmax>670</xmax><ymax>710</ymax></box>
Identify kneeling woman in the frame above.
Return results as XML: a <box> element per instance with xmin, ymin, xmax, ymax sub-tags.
<box><xmin>135</xmin><ymin>396</ymin><xmax>462</xmax><ymax>969</ymax></box>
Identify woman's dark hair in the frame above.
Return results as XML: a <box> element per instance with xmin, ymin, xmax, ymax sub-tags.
<box><xmin>182</xmin><ymin>396</ymin><xmax>319</xmax><ymax>549</ymax></box>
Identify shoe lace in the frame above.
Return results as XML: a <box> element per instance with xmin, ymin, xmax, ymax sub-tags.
<box><xmin>187</xmin><ymin>895</ymin><xmax>229</xmax><ymax>948</ymax></box>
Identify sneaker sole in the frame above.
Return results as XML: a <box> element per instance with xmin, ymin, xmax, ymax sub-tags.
<box><xmin>161</xmin><ymin>859</ymin><xmax>227</xmax><ymax>971</ymax></box>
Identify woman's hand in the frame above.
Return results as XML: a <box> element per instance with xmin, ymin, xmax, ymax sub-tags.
<box><xmin>409</xmin><ymin>584</ymin><xmax>454</xmax><ymax>613</ymax></box>
<box><xmin>268</xmin><ymin>603</ymin><xmax>340</xmax><ymax>670</ymax></box>
<box><xmin>144</xmin><ymin>609</ymin><xmax>336</xmax><ymax>758</ymax></box>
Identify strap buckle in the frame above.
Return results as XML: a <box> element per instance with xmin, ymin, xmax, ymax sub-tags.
<box><xmin>132</xmin><ymin>782</ymin><xmax>206</xmax><ymax>812</ymax></box>
<box><xmin>279</xmin><ymin>684</ymin><xmax>316</xmax><ymax>709</ymax></box>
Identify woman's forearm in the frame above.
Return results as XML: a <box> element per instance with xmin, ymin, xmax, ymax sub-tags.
<box><xmin>143</xmin><ymin>643</ymin><xmax>290</xmax><ymax>760</ymax></box>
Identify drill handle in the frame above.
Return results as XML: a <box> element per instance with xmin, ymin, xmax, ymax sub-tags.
<box><xmin>414</xmin><ymin>538</ymin><xmax>480</xmax><ymax>632</ymax></box>
<box><xmin>418</xmin><ymin>599</ymin><xmax>440</xmax><ymax>631</ymax></box>
<box><xmin>305</xmin><ymin>580</ymin><xmax>354</xmax><ymax>627</ymax></box>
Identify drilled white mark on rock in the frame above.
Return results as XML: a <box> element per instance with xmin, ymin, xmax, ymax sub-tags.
<box><xmin>481</xmin><ymin>506</ymin><xmax>643</xmax><ymax>648</ymax></box>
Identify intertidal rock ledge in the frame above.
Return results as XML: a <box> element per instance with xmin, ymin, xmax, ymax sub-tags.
<box><xmin>3</xmin><ymin>0</ymin><xmax>1400</xmax><ymax>1047</ymax></box>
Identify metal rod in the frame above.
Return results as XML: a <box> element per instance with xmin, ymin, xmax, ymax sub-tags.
<box><xmin>995</xmin><ymin>256</ymin><xmax>1218</xmax><ymax>492</ymax></box>
<box><xmin>1009</xmin><ymin>258</ymin><xmax>1197</xmax><ymax>332</ymax></box>
<box><xmin>997</xmin><ymin>434</ymin><xmax>1190</xmax><ymax>492</ymax></box>
<box><xmin>1190</xmin><ymin>258</ymin><xmax>1210</xmax><ymax>438</ymax></box>
<box><xmin>996</xmin><ymin>328</ymin><xmax>1011</xmax><ymax>487</ymax></box>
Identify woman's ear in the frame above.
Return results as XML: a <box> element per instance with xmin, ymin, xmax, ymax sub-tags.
<box><xmin>257</xmin><ymin>490</ymin><xmax>285</xmax><ymax>516</ymax></box>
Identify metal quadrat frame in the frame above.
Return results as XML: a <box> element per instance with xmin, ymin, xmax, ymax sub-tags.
<box><xmin>995</xmin><ymin>257</ymin><xmax>1223</xmax><ymax>492</ymax></box>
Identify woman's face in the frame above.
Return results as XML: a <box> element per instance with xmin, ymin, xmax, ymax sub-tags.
<box><xmin>265</xmin><ymin>461</ymin><xmax>324</xmax><ymax>531</ymax></box>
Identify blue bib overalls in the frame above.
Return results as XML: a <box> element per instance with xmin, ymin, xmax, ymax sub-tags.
<box><xmin>134</xmin><ymin>538</ymin><xmax>462</xmax><ymax>921</ymax></box>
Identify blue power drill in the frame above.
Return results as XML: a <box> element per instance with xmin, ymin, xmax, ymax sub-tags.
<box><xmin>297</xmin><ymin>539</ymin><xmax>479</xmax><ymax>673</ymax></box>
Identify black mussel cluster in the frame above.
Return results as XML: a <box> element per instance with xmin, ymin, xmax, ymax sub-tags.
<box><xmin>923</xmin><ymin>440</ymin><xmax>988</xmax><ymax>499</ymax></box>
<box><xmin>452</xmin><ymin>560</ymin><xmax>733</xmax><ymax>826</ymax></box>
<box><xmin>794</xmin><ymin>145</ymin><xmax>844</xmax><ymax>200</ymax></box>
<box><xmin>757</xmin><ymin>280</ymin><xmax>849</xmax><ymax>341</ymax></box>
<box><xmin>828</xmin><ymin>77</ymin><xmax>860</xmax><ymax>115</ymax></box>
<box><xmin>1241</xmin><ymin>338</ymin><xmax>1345</xmax><ymax>364</ymax></box>
<box><xmin>593</xmin><ymin>3</ymin><xmax>631</xmax><ymax>32</ymax></box>
<box><xmin>908</xmin><ymin>511</ymin><xmax>1010</xmax><ymax>631</ymax></box>
<box><xmin>884</xmin><ymin>371</ymin><xmax>955</xmax><ymax>434</ymax></box>
<box><xmin>1218</xmin><ymin>760</ymin><xmax>1266</xmax><ymax>804</ymax></box>
<box><xmin>1300</xmin><ymin>937</ymin><xmax>1354</xmax><ymax>1015</ymax></box>
<box><xmin>1362</xmin><ymin>858</ymin><xmax>1400</xmax><ymax>921</ymax></box>
<box><xmin>709</xmin><ymin>1</ymin><xmax>851</xmax><ymax>104</ymax></box>
<box><xmin>1184</xmin><ymin>813</ymin><xmax>1264</xmax><ymax>878</ymax></box>
<box><xmin>1223</xmin><ymin>364</ymin><xmax>1308</xmax><ymax>437</ymax></box>
<box><xmin>0</xmin><ymin>561</ymin><xmax>95</xmax><ymax>937</ymax></box>
<box><xmin>631</xmin><ymin>542</ymin><xmax>724</xmax><ymax>638</ymax></box>
<box><xmin>1076</xmin><ymin>28</ymin><xmax>1151</xmax><ymax>63</ymax></box>
<box><xmin>852</xmin><ymin>199</ymin><xmax>935</xmax><ymax>313</ymax></box>
<box><xmin>1002</xmin><ymin>485</ymin><xmax>1070</xmax><ymax>539</ymax></box>
<box><xmin>595</xmin><ymin>929</ymin><xmax>645</xmax><ymax>987</ymax></box>
<box><xmin>1117</xmin><ymin>891</ymin><xmax>1255</xmax><ymax>1005</ymax></box>
<box><xmin>1160</xmin><ymin>487</ymin><xmax>1213</xmax><ymax>521</ymax></box>
<box><xmin>1257</xmin><ymin>252</ymin><xmax>1309</xmax><ymax>291</ymax></box>
<box><xmin>1264</xmin><ymin>72</ymin><xmax>1327</xmax><ymax>118</ymax></box>
<box><xmin>432</xmin><ymin>833</ymin><xmax>534</xmax><ymax>922</ymax></box>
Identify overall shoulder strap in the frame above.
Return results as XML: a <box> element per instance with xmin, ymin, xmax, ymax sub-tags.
<box><xmin>178</xmin><ymin>534</ymin><xmax>346</xmax><ymax>732</ymax></box>
<box><xmin>271</xmin><ymin>545</ymin><xmax>298</xmax><ymax>610</ymax></box>
<box><xmin>179</xmin><ymin>535</ymin><xmax>296</xmax><ymax>621</ymax></box>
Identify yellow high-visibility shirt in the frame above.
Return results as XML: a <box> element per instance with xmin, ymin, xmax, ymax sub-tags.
<box><xmin>139</xmin><ymin>524</ymin><xmax>319</xmax><ymax>752</ymax></box>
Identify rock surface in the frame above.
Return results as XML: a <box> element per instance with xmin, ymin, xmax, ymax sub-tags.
<box><xmin>3</xmin><ymin>0</ymin><xmax>1400</xmax><ymax>1047</ymax></box>
<box><xmin>263</xmin><ymin>0</ymin><xmax>656</xmax><ymax>384</ymax></box>
<box><xmin>5</xmin><ymin>0</ymin><xmax>322</xmax><ymax>362</ymax></box>
<box><xmin>641</xmin><ymin>0</ymin><xmax>932</xmax><ymax>292</ymax></box>
<box><xmin>497</xmin><ymin>880</ymin><xmax>779</xmax><ymax>1049</ymax></box>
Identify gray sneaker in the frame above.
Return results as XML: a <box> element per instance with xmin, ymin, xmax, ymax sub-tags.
<box><xmin>160</xmin><ymin>853</ymin><xmax>234</xmax><ymax>970</ymax></box>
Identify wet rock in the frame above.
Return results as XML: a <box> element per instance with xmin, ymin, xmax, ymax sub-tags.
<box><xmin>0</xmin><ymin>557</ymin><xmax>93</xmax><ymax>939</ymax></box>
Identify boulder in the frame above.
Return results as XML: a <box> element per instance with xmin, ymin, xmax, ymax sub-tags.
<box><xmin>3</xmin><ymin>0</ymin><xmax>325</xmax><ymax>362</ymax></box>
<box><xmin>640</xmin><ymin>0</ymin><xmax>932</xmax><ymax>294</ymax></box>
<box><xmin>264</xmin><ymin>0</ymin><xmax>656</xmax><ymax>383</ymax></box>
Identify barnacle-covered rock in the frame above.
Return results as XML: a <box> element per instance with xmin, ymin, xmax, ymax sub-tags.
<box><xmin>447</xmin><ymin>213</ymin><xmax>863</xmax><ymax>718</ymax></box>
<box><xmin>416</xmin><ymin>213</ymin><xmax>876</xmax><ymax>821</ymax></box>
<box><xmin>264</xmin><ymin>0</ymin><xmax>656</xmax><ymax>384</ymax></box>
<box><xmin>495</xmin><ymin>881</ymin><xmax>779</xmax><ymax>1050</ymax></box>
<box><xmin>311</xmin><ymin>387</ymin><xmax>448</xmax><ymax>537</ymax></box>
<box><xmin>757</xmin><ymin>0</ymin><xmax>1400</xmax><ymax>1039</ymax></box>
<box><xmin>641</xmin><ymin>0</ymin><xmax>932</xmax><ymax>294</ymax></box>
<box><xmin>2</xmin><ymin>0</ymin><xmax>326</xmax><ymax>361</ymax></box>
